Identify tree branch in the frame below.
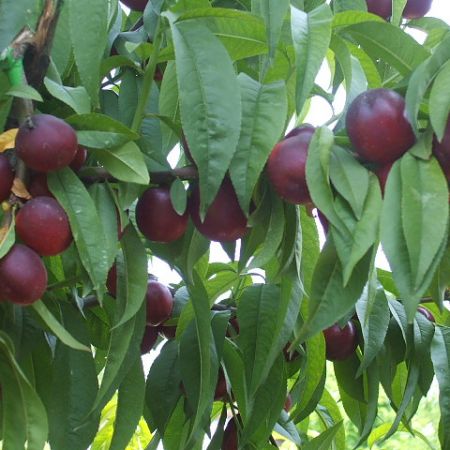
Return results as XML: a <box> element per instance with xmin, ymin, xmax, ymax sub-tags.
<box><xmin>79</xmin><ymin>165</ymin><xmax>199</xmax><ymax>185</ymax></box>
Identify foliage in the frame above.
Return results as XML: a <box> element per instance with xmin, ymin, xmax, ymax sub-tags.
<box><xmin>0</xmin><ymin>0</ymin><xmax>449</xmax><ymax>448</ymax></box>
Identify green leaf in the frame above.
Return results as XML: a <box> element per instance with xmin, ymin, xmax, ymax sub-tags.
<box><xmin>48</xmin><ymin>169</ymin><xmax>109</xmax><ymax>298</ymax></box>
<box><xmin>306</xmin><ymin>127</ymin><xmax>346</xmax><ymax>232</ymax></box>
<box><xmin>354</xmin><ymin>362</ymin><xmax>380</xmax><ymax>447</ymax></box>
<box><xmin>329</xmin><ymin>149</ymin><xmax>382</xmax><ymax>283</ymax></box>
<box><xmin>406</xmin><ymin>35</ymin><xmax>450</xmax><ymax>133</ymax></box>
<box><xmin>297</xmin><ymin>238</ymin><xmax>372</xmax><ymax>342</ymax></box>
<box><xmin>180</xmin><ymin>273</ymin><xmax>219</xmax><ymax>441</ymax></box>
<box><xmin>332</xmin><ymin>10</ymin><xmax>383</xmax><ymax>28</ymax></box>
<box><xmin>238</xmin><ymin>278</ymin><xmax>301</xmax><ymax>397</ymax></box>
<box><xmin>245</xmin><ymin>188</ymin><xmax>285</xmax><ymax>270</ymax></box>
<box><xmin>91</xmin><ymin>141</ymin><xmax>150</xmax><ymax>185</ymax></box>
<box><xmin>91</xmin><ymin>302</ymin><xmax>146</xmax><ymax>415</ymax></box>
<box><xmin>429</xmin><ymin>60</ymin><xmax>450</xmax><ymax>141</ymax></box>
<box><xmin>67</xmin><ymin>113</ymin><xmax>139</xmax><ymax>148</ymax></box>
<box><xmin>69</xmin><ymin>0</ymin><xmax>108</xmax><ymax>104</ymax></box>
<box><xmin>171</xmin><ymin>19</ymin><xmax>241</xmax><ymax>216</ymax></box>
<box><xmin>114</xmin><ymin>225</ymin><xmax>148</xmax><ymax>328</ymax></box>
<box><xmin>341</xmin><ymin>21</ymin><xmax>429</xmax><ymax>76</ymax></box>
<box><xmin>32</xmin><ymin>301</ymin><xmax>90</xmax><ymax>352</ymax></box>
<box><xmin>255</xmin><ymin>0</ymin><xmax>289</xmax><ymax>60</ymax></box>
<box><xmin>88</xmin><ymin>183</ymin><xmax>119</xmax><ymax>268</ymax></box>
<box><xmin>380</xmin><ymin>155</ymin><xmax>449</xmax><ymax>321</ymax></box>
<box><xmin>0</xmin><ymin>332</ymin><xmax>48</xmax><ymax>450</ymax></box>
<box><xmin>384</xmin><ymin>311</ymin><xmax>435</xmax><ymax>440</ymax></box>
<box><xmin>229</xmin><ymin>74</ymin><xmax>287</xmax><ymax>212</ymax></box>
<box><xmin>431</xmin><ymin>325</ymin><xmax>450</xmax><ymax>450</ymax></box>
<box><xmin>317</xmin><ymin>389</ymin><xmax>346</xmax><ymax>450</ymax></box>
<box><xmin>47</xmin><ymin>304</ymin><xmax>99</xmax><ymax>450</ymax></box>
<box><xmin>0</xmin><ymin>0</ymin><xmax>39</xmax><ymax>52</ymax></box>
<box><xmin>145</xmin><ymin>340</ymin><xmax>182</xmax><ymax>435</ymax></box>
<box><xmin>170</xmin><ymin>178</ymin><xmax>188</xmax><ymax>216</ymax></box>
<box><xmin>329</xmin><ymin>147</ymin><xmax>369</xmax><ymax>219</ymax></box>
<box><xmin>159</xmin><ymin>61</ymin><xmax>181</xmax><ymax>156</ymax></box>
<box><xmin>110</xmin><ymin>357</ymin><xmax>145</xmax><ymax>450</ymax></box>
<box><xmin>303</xmin><ymin>421</ymin><xmax>343</xmax><ymax>450</ymax></box>
<box><xmin>242</xmin><ymin>355</ymin><xmax>287</xmax><ymax>447</ymax></box>
<box><xmin>222</xmin><ymin>339</ymin><xmax>248</xmax><ymax>417</ymax></box>
<box><xmin>6</xmin><ymin>84</ymin><xmax>43</xmax><ymax>102</ymax></box>
<box><xmin>291</xmin><ymin>3</ymin><xmax>333</xmax><ymax>113</ymax></box>
<box><xmin>44</xmin><ymin>77</ymin><xmax>91</xmax><ymax>114</ymax></box>
<box><xmin>0</xmin><ymin>212</ymin><xmax>15</xmax><ymax>259</ymax></box>
<box><xmin>176</xmin><ymin>7</ymin><xmax>267</xmax><ymax>61</ymax></box>
<box><xmin>356</xmin><ymin>282</ymin><xmax>390</xmax><ymax>373</ymax></box>
<box><xmin>291</xmin><ymin>333</ymin><xmax>326</xmax><ymax>423</ymax></box>
<box><xmin>51</xmin><ymin>1</ymin><xmax>72</xmax><ymax>75</ymax></box>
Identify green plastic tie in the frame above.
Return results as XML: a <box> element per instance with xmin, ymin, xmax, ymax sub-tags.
<box><xmin>0</xmin><ymin>47</ymin><xmax>25</xmax><ymax>87</ymax></box>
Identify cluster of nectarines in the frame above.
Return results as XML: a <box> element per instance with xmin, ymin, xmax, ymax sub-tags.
<box><xmin>0</xmin><ymin>114</ymin><xmax>84</xmax><ymax>305</ymax></box>
<box><xmin>366</xmin><ymin>0</ymin><xmax>432</xmax><ymax>20</ymax></box>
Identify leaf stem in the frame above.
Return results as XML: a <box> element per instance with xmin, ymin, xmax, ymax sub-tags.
<box><xmin>131</xmin><ymin>17</ymin><xmax>163</xmax><ymax>133</ymax></box>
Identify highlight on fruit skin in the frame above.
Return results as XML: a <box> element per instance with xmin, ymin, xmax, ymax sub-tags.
<box><xmin>189</xmin><ymin>177</ymin><xmax>248</xmax><ymax>242</ymax></box>
<box><xmin>0</xmin><ymin>244</ymin><xmax>48</xmax><ymax>305</ymax></box>
<box><xmin>345</xmin><ymin>88</ymin><xmax>415</xmax><ymax>165</ymax></box>
<box><xmin>15</xmin><ymin>114</ymin><xmax>78</xmax><ymax>173</ymax></box>
<box><xmin>15</xmin><ymin>196</ymin><xmax>73</xmax><ymax>256</ymax></box>
<box><xmin>136</xmin><ymin>186</ymin><xmax>188</xmax><ymax>243</ymax></box>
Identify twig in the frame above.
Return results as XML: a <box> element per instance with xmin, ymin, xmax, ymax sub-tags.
<box><xmin>23</xmin><ymin>0</ymin><xmax>63</xmax><ymax>88</ymax></box>
<box><xmin>79</xmin><ymin>165</ymin><xmax>199</xmax><ymax>185</ymax></box>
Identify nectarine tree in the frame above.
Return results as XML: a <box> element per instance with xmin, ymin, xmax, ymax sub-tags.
<box><xmin>0</xmin><ymin>0</ymin><xmax>449</xmax><ymax>449</ymax></box>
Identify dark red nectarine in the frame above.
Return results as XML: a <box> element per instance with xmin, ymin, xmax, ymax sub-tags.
<box><xmin>106</xmin><ymin>264</ymin><xmax>117</xmax><ymax>297</ymax></box>
<box><xmin>0</xmin><ymin>244</ymin><xmax>47</xmax><ymax>304</ymax></box>
<box><xmin>70</xmin><ymin>146</ymin><xmax>87</xmax><ymax>172</ymax></box>
<box><xmin>267</xmin><ymin>125</ymin><xmax>315</xmax><ymax>204</ymax></box>
<box><xmin>403</xmin><ymin>0</ymin><xmax>432</xmax><ymax>19</ymax></box>
<box><xmin>16</xmin><ymin>114</ymin><xmax>78</xmax><ymax>172</ymax></box>
<box><xmin>189</xmin><ymin>177</ymin><xmax>248</xmax><ymax>242</ymax></box>
<box><xmin>141</xmin><ymin>326</ymin><xmax>159</xmax><ymax>354</ymax></box>
<box><xmin>323</xmin><ymin>321</ymin><xmax>358</xmax><ymax>361</ymax></box>
<box><xmin>146</xmin><ymin>280</ymin><xmax>174</xmax><ymax>326</ymax></box>
<box><xmin>0</xmin><ymin>154</ymin><xmax>14</xmax><ymax>202</ymax></box>
<box><xmin>222</xmin><ymin>419</ymin><xmax>238</xmax><ymax>450</ymax></box>
<box><xmin>366</xmin><ymin>0</ymin><xmax>392</xmax><ymax>18</ymax></box>
<box><xmin>366</xmin><ymin>0</ymin><xmax>432</xmax><ymax>19</ymax></box>
<box><xmin>346</xmin><ymin>89</ymin><xmax>415</xmax><ymax>165</ymax></box>
<box><xmin>284</xmin><ymin>393</ymin><xmax>293</xmax><ymax>412</ymax></box>
<box><xmin>418</xmin><ymin>306</ymin><xmax>435</xmax><ymax>322</ymax></box>
<box><xmin>15</xmin><ymin>197</ymin><xmax>72</xmax><ymax>256</ymax></box>
<box><xmin>136</xmin><ymin>187</ymin><xmax>188</xmax><ymax>243</ymax></box>
<box><xmin>28</xmin><ymin>172</ymin><xmax>54</xmax><ymax>198</ymax></box>
<box><xmin>433</xmin><ymin>117</ymin><xmax>450</xmax><ymax>180</ymax></box>
<box><xmin>214</xmin><ymin>370</ymin><xmax>228</xmax><ymax>401</ymax></box>
<box><xmin>374</xmin><ymin>162</ymin><xmax>393</xmax><ymax>194</ymax></box>
<box><xmin>120</xmin><ymin>0</ymin><xmax>148</xmax><ymax>10</ymax></box>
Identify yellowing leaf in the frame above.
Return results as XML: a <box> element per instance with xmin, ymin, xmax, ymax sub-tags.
<box><xmin>12</xmin><ymin>178</ymin><xmax>31</xmax><ymax>200</ymax></box>
<box><xmin>0</xmin><ymin>129</ymin><xmax>18</xmax><ymax>152</ymax></box>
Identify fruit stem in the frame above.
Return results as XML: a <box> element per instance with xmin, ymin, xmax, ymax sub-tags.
<box><xmin>130</xmin><ymin>16</ymin><xmax>163</xmax><ymax>133</ymax></box>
